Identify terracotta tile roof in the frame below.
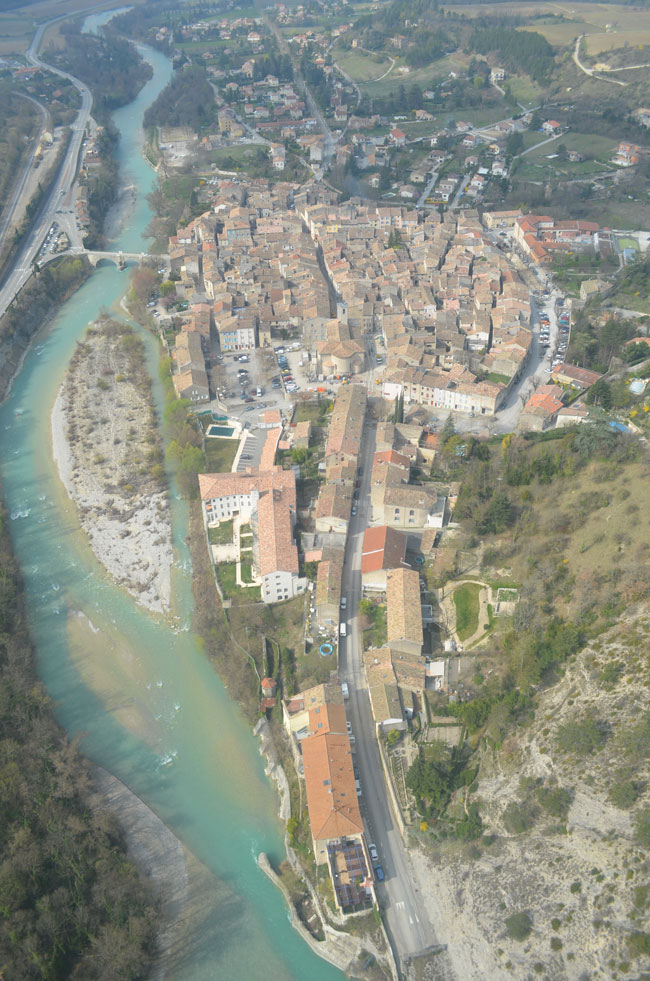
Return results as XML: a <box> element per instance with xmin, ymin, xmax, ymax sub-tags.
<box><xmin>361</xmin><ymin>526</ymin><xmax>407</xmax><ymax>574</ymax></box>
<box><xmin>386</xmin><ymin>568</ymin><xmax>423</xmax><ymax>650</ymax></box>
<box><xmin>284</xmin><ymin>682</ymin><xmax>343</xmax><ymax>718</ymax></box>
<box><xmin>199</xmin><ymin>467</ymin><xmax>288</xmax><ymax>501</ymax></box>
<box><xmin>552</xmin><ymin>363</ymin><xmax>602</xmax><ymax>387</ymax></box>
<box><xmin>302</xmin><ymin>731</ymin><xmax>363</xmax><ymax>842</ymax></box>
<box><xmin>256</xmin><ymin>485</ymin><xmax>298</xmax><ymax>576</ymax></box>
<box><xmin>308</xmin><ymin>702</ymin><xmax>347</xmax><ymax>737</ymax></box>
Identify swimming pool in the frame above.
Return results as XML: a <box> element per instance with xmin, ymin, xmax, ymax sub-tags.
<box><xmin>206</xmin><ymin>425</ymin><xmax>236</xmax><ymax>438</ymax></box>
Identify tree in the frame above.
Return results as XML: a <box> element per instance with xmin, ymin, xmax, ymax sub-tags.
<box><xmin>505</xmin><ymin>131</ymin><xmax>524</xmax><ymax>158</ymax></box>
<box><xmin>441</xmin><ymin>413</ymin><xmax>456</xmax><ymax>443</ymax></box>
<box><xmin>585</xmin><ymin>379</ymin><xmax>612</xmax><ymax>409</ymax></box>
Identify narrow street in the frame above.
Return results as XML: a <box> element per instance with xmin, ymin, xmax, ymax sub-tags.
<box><xmin>338</xmin><ymin>418</ymin><xmax>437</xmax><ymax>966</ymax></box>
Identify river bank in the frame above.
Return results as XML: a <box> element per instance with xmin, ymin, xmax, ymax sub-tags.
<box><xmin>52</xmin><ymin>317</ymin><xmax>173</xmax><ymax>614</ymax></box>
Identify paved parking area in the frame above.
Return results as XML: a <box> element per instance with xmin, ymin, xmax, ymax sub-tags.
<box><xmin>236</xmin><ymin>429</ymin><xmax>265</xmax><ymax>471</ymax></box>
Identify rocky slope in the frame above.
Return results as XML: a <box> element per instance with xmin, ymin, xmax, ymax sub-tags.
<box><xmin>52</xmin><ymin>318</ymin><xmax>172</xmax><ymax>613</ymax></box>
<box><xmin>410</xmin><ymin>606</ymin><xmax>650</xmax><ymax>981</ymax></box>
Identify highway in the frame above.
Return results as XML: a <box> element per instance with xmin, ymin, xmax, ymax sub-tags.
<box><xmin>339</xmin><ymin>420</ymin><xmax>436</xmax><ymax>967</ymax></box>
<box><xmin>0</xmin><ymin>93</ymin><xmax>49</xmax><ymax>251</ymax></box>
<box><xmin>0</xmin><ymin>16</ymin><xmax>92</xmax><ymax>320</ymax></box>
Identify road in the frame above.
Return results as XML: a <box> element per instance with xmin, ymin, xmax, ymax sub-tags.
<box><xmin>338</xmin><ymin>422</ymin><xmax>435</xmax><ymax>965</ymax></box>
<box><xmin>573</xmin><ymin>34</ymin><xmax>627</xmax><ymax>87</ymax></box>
<box><xmin>0</xmin><ymin>93</ymin><xmax>49</xmax><ymax>250</ymax></box>
<box><xmin>0</xmin><ymin>16</ymin><xmax>92</xmax><ymax>319</ymax></box>
<box><xmin>255</xmin><ymin>2</ymin><xmax>336</xmax><ymax>168</ymax></box>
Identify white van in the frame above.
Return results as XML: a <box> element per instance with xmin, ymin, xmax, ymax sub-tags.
<box><xmin>339</xmin><ymin>622</ymin><xmax>347</xmax><ymax>637</ymax></box>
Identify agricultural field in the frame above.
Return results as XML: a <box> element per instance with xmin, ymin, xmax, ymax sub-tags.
<box><xmin>0</xmin><ymin>14</ymin><xmax>34</xmax><ymax>55</ymax></box>
<box><xmin>518</xmin><ymin>18</ymin><xmax>596</xmax><ymax>47</ymax></box>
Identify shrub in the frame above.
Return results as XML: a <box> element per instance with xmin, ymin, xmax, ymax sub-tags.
<box><xmin>608</xmin><ymin>779</ymin><xmax>641</xmax><ymax>810</ymax></box>
<box><xmin>570</xmin><ymin>881</ymin><xmax>581</xmax><ymax>894</ymax></box>
<box><xmin>627</xmin><ymin>932</ymin><xmax>650</xmax><ymax>956</ymax></box>
<box><xmin>634</xmin><ymin>809</ymin><xmax>650</xmax><ymax>848</ymax></box>
<box><xmin>503</xmin><ymin>800</ymin><xmax>537</xmax><ymax>834</ymax></box>
<box><xmin>505</xmin><ymin>911</ymin><xmax>532</xmax><ymax>941</ymax></box>
<box><xmin>537</xmin><ymin>786</ymin><xmax>572</xmax><ymax>820</ymax></box>
<box><xmin>556</xmin><ymin>711</ymin><xmax>606</xmax><ymax>755</ymax></box>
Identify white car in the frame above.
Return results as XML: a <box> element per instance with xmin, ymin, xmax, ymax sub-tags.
<box><xmin>368</xmin><ymin>843</ymin><xmax>379</xmax><ymax>863</ymax></box>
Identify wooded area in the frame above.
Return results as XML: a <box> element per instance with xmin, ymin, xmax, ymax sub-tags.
<box><xmin>50</xmin><ymin>31</ymin><xmax>152</xmax><ymax>126</ymax></box>
<box><xmin>143</xmin><ymin>66</ymin><xmax>216</xmax><ymax>133</ymax></box>
<box><xmin>0</xmin><ymin>505</ymin><xmax>157</xmax><ymax>978</ymax></box>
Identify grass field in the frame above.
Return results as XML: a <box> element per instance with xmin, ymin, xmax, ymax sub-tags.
<box><xmin>362</xmin><ymin>53</ymin><xmax>469</xmax><ymax>98</ymax></box>
<box><xmin>442</xmin><ymin>2</ymin><xmax>650</xmax><ymax>33</ymax></box>
<box><xmin>333</xmin><ymin>45</ymin><xmax>394</xmax><ymax>83</ymax></box>
<box><xmin>203</xmin><ymin>436</ymin><xmax>239</xmax><ymax>474</ymax></box>
<box><xmin>208</xmin><ymin>519</ymin><xmax>234</xmax><ymax>546</ymax></box>
<box><xmin>518</xmin><ymin>19</ymin><xmax>595</xmax><ymax>47</ymax></box>
<box><xmin>585</xmin><ymin>31</ymin><xmax>650</xmax><ymax>56</ymax></box>
<box><xmin>507</xmin><ymin>76</ymin><xmax>545</xmax><ymax>107</ymax></box>
<box><xmin>515</xmin><ymin>131</ymin><xmax>617</xmax><ymax>181</ymax></box>
<box><xmin>453</xmin><ymin>583</ymin><xmax>481</xmax><ymax>642</ymax></box>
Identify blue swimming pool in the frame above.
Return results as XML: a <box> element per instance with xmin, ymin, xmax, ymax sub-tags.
<box><xmin>206</xmin><ymin>425</ymin><xmax>235</xmax><ymax>438</ymax></box>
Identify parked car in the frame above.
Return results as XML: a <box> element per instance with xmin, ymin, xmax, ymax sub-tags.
<box><xmin>374</xmin><ymin>865</ymin><xmax>385</xmax><ymax>882</ymax></box>
<box><xmin>244</xmin><ymin>397</ymin><xmax>255</xmax><ymax>403</ymax></box>
<box><xmin>368</xmin><ymin>843</ymin><xmax>379</xmax><ymax>864</ymax></box>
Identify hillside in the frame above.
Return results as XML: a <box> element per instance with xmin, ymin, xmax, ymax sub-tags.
<box><xmin>404</xmin><ymin>425</ymin><xmax>650</xmax><ymax>978</ymax></box>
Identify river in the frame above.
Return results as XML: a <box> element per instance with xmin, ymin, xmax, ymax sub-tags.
<box><xmin>0</xmin><ymin>18</ymin><xmax>341</xmax><ymax>981</ymax></box>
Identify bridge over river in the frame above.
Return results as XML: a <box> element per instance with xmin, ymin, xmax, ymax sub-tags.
<box><xmin>40</xmin><ymin>249</ymin><xmax>169</xmax><ymax>270</ymax></box>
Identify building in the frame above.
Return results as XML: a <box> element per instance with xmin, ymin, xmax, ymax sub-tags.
<box><xmin>552</xmin><ymin>363</ymin><xmax>602</xmax><ymax>390</ymax></box>
<box><xmin>199</xmin><ymin>468</ymin><xmax>306</xmax><ymax>604</ymax></box>
<box><xmin>301</xmin><ymin>702</ymin><xmax>363</xmax><ymax>864</ymax></box>
<box><xmin>386</xmin><ymin>567</ymin><xmax>423</xmax><ymax>658</ymax></box>
<box><xmin>363</xmin><ymin>649</ymin><xmax>405</xmax><ymax>731</ymax></box>
<box><xmin>361</xmin><ymin>525</ymin><xmax>407</xmax><ymax>590</ymax></box>
<box><xmin>315</xmin><ymin>546</ymin><xmax>344</xmax><ymax>631</ymax></box>
<box><xmin>519</xmin><ymin>385</ymin><xmax>564</xmax><ymax>431</ymax></box>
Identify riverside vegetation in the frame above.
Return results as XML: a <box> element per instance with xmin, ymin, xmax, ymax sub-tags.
<box><xmin>403</xmin><ymin>423</ymin><xmax>650</xmax><ymax>978</ymax></box>
<box><xmin>47</xmin><ymin>26</ymin><xmax>153</xmax><ymax>249</ymax></box>
<box><xmin>0</xmin><ymin>503</ymin><xmax>157</xmax><ymax>979</ymax></box>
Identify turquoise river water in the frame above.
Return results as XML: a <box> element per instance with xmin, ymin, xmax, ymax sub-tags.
<box><xmin>0</xmin><ymin>21</ymin><xmax>342</xmax><ymax>981</ymax></box>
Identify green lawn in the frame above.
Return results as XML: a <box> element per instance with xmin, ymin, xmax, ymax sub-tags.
<box><xmin>506</xmin><ymin>75</ymin><xmax>544</xmax><ymax>107</ymax></box>
<box><xmin>240</xmin><ymin>553</ymin><xmax>254</xmax><ymax>583</ymax></box>
<box><xmin>488</xmin><ymin>372</ymin><xmax>512</xmax><ymax>386</ymax></box>
<box><xmin>203</xmin><ymin>438</ymin><xmax>238</xmax><ymax>474</ymax></box>
<box><xmin>208</xmin><ymin>519</ymin><xmax>234</xmax><ymax>545</ymax></box>
<box><xmin>294</xmin><ymin>401</ymin><xmax>330</xmax><ymax>423</ymax></box>
<box><xmin>216</xmin><ymin>561</ymin><xmax>260</xmax><ymax>602</ymax></box>
<box><xmin>453</xmin><ymin>583</ymin><xmax>482</xmax><ymax>642</ymax></box>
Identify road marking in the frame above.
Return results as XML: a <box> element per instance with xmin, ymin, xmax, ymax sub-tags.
<box><xmin>396</xmin><ymin>901</ymin><xmax>405</xmax><ymax>910</ymax></box>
